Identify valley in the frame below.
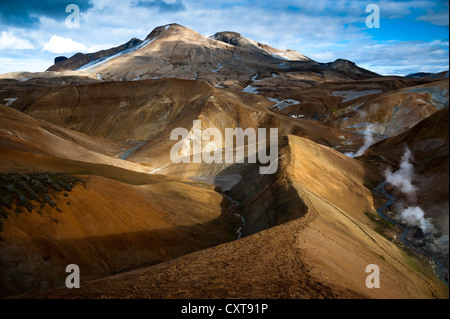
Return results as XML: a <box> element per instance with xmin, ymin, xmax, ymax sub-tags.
<box><xmin>0</xmin><ymin>23</ymin><xmax>448</xmax><ymax>299</ymax></box>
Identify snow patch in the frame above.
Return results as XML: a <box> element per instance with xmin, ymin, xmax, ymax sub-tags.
<box><xmin>77</xmin><ymin>36</ymin><xmax>158</xmax><ymax>71</ymax></box>
<box><xmin>242</xmin><ymin>85</ymin><xmax>258</xmax><ymax>94</ymax></box>
<box><xmin>212</xmin><ymin>63</ymin><xmax>223</xmax><ymax>74</ymax></box>
<box><xmin>272</xmin><ymin>52</ymin><xmax>292</xmax><ymax>61</ymax></box>
<box><xmin>332</xmin><ymin>90</ymin><xmax>383</xmax><ymax>103</ymax></box>
<box><xmin>268</xmin><ymin>97</ymin><xmax>301</xmax><ymax>111</ymax></box>
<box><xmin>3</xmin><ymin>97</ymin><xmax>18</xmax><ymax>106</ymax></box>
<box><xmin>278</xmin><ymin>63</ymin><xmax>290</xmax><ymax>69</ymax></box>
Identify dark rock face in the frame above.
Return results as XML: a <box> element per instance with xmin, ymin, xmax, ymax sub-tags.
<box><xmin>54</xmin><ymin>56</ymin><xmax>68</xmax><ymax>64</ymax></box>
<box><xmin>321</xmin><ymin>59</ymin><xmax>380</xmax><ymax>79</ymax></box>
<box><xmin>211</xmin><ymin>32</ymin><xmax>244</xmax><ymax>47</ymax></box>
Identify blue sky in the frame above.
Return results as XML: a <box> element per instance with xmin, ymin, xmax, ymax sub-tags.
<box><xmin>0</xmin><ymin>0</ymin><xmax>448</xmax><ymax>75</ymax></box>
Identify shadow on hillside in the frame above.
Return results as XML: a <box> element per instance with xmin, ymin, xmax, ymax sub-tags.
<box><xmin>0</xmin><ymin>197</ymin><xmax>240</xmax><ymax>298</ymax></box>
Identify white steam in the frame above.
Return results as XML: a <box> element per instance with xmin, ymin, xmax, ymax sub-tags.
<box><xmin>398</xmin><ymin>206</ymin><xmax>435</xmax><ymax>234</ymax></box>
<box><xmin>384</xmin><ymin>148</ymin><xmax>417</xmax><ymax>200</ymax></box>
<box><xmin>345</xmin><ymin>124</ymin><xmax>375</xmax><ymax>158</ymax></box>
<box><xmin>384</xmin><ymin>147</ymin><xmax>435</xmax><ymax>234</ymax></box>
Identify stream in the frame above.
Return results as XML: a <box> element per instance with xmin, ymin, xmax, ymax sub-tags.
<box><xmin>223</xmin><ymin>194</ymin><xmax>246</xmax><ymax>240</ymax></box>
<box><xmin>189</xmin><ymin>175</ymin><xmax>246</xmax><ymax>240</ymax></box>
<box><xmin>374</xmin><ymin>182</ymin><xmax>448</xmax><ymax>285</ymax></box>
<box><xmin>119</xmin><ymin>141</ymin><xmax>146</xmax><ymax>160</ymax></box>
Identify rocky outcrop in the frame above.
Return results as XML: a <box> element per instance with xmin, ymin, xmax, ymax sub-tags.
<box><xmin>46</xmin><ymin>38</ymin><xmax>143</xmax><ymax>72</ymax></box>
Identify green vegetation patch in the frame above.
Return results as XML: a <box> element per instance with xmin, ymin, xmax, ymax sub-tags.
<box><xmin>364</xmin><ymin>210</ymin><xmax>396</xmax><ymax>238</ymax></box>
<box><xmin>364</xmin><ymin>210</ymin><xmax>395</xmax><ymax>229</ymax></box>
<box><xmin>0</xmin><ymin>172</ymin><xmax>84</xmax><ymax>232</ymax></box>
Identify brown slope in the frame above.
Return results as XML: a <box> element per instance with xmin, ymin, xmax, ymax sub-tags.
<box><xmin>0</xmin><ymin>172</ymin><xmax>239</xmax><ymax>297</ymax></box>
<box><xmin>0</xmin><ymin>102</ymin><xmax>242</xmax><ymax>297</ymax></box>
<box><xmin>0</xmin><ymin>72</ymin><xmax>99</xmax><ymax>86</ymax></box>
<box><xmin>210</xmin><ymin>31</ymin><xmax>311</xmax><ymax>61</ymax></box>
<box><xmin>325</xmin><ymin>79</ymin><xmax>448</xmax><ymax>137</ymax></box>
<box><xmin>21</xmin><ymin>135</ymin><xmax>448</xmax><ymax>299</ymax></box>
<box><xmin>3</xmin><ymin>79</ymin><xmax>363</xmax><ymax>165</ymax></box>
<box><xmin>75</xmin><ymin>24</ymin><xmax>320</xmax><ymax>83</ymax></box>
<box><xmin>0</xmin><ymin>104</ymin><xmax>147</xmax><ymax>173</ymax></box>
<box><xmin>261</xmin><ymin>75</ymin><xmax>444</xmax><ymax>124</ymax></box>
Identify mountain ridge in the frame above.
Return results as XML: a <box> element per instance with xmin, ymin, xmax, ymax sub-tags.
<box><xmin>45</xmin><ymin>23</ymin><xmax>378</xmax><ymax>83</ymax></box>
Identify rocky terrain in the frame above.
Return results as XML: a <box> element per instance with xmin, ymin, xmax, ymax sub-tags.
<box><xmin>0</xmin><ymin>24</ymin><xmax>448</xmax><ymax>299</ymax></box>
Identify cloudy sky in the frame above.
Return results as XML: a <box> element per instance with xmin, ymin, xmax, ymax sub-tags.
<box><xmin>0</xmin><ymin>0</ymin><xmax>448</xmax><ymax>75</ymax></box>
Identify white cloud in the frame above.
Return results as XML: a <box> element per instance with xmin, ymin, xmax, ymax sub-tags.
<box><xmin>0</xmin><ymin>57</ymin><xmax>50</xmax><ymax>74</ymax></box>
<box><xmin>416</xmin><ymin>0</ymin><xmax>449</xmax><ymax>26</ymax></box>
<box><xmin>43</xmin><ymin>35</ymin><xmax>87</xmax><ymax>54</ymax></box>
<box><xmin>417</xmin><ymin>11</ymin><xmax>450</xmax><ymax>26</ymax></box>
<box><xmin>0</xmin><ymin>0</ymin><xmax>448</xmax><ymax>74</ymax></box>
<box><xmin>317</xmin><ymin>39</ymin><xmax>449</xmax><ymax>75</ymax></box>
<box><xmin>309</xmin><ymin>51</ymin><xmax>336</xmax><ymax>61</ymax></box>
<box><xmin>0</xmin><ymin>31</ymin><xmax>35</xmax><ymax>50</ymax></box>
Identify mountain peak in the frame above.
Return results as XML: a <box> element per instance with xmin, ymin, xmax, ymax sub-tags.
<box><xmin>144</xmin><ymin>23</ymin><xmax>197</xmax><ymax>41</ymax></box>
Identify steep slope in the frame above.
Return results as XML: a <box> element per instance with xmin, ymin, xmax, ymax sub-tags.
<box><xmin>0</xmin><ymin>104</ymin><xmax>146</xmax><ymax>173</ymax></box>
<box><xmin>326</xmin><ymin>79</ymin><xmax>448</xmax><ymax>137</ymax></box>
<box><xmin>0</xmin><ymin>104</ymin><xmax>242</xmax><ymax>297</ymax></box>
<box><xmin>20</xmin><ymin>135</ymin><xmax>448</xmax><ymax>299</ymax></box>
<box><xmin>0</xmin><ymin>172</ymin><xmax>239</xmax><ymax>297</ymax></box>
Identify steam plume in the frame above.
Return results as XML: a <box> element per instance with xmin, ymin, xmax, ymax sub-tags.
<box><xmin>384</xmin><ymin>147</ymin><xmax>435</xmax><ymax>234</ymax></box>
<box><xmin>384</xmin><ymin>148</ymin><xmax>417</xmax><ymax>200</ymax></box>
<box><xmin>345</xmin><ymin>124</ymin><xmax>375</xmax><ymax>158</ymax></box>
